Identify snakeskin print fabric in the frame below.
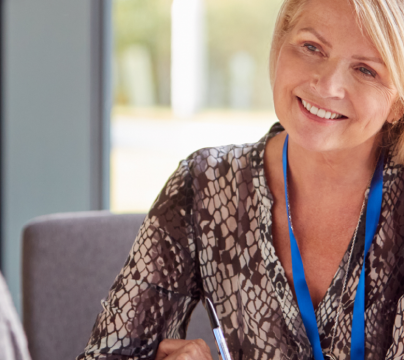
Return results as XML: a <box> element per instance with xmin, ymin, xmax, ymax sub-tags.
<box><xmin>78</xmin><ymin>123</ymin><xmax>404</xmax><ymax>360</ymax></box>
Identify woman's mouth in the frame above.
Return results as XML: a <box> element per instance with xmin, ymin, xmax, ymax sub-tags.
<box><xmin>298</xmin><ymin>97</ymin><xmax>347</xmax><ymax>120</ymax></box>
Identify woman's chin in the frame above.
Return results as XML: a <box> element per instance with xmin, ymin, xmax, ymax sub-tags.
<box><xmin>278</xmin><ymin>110</ymin><xmax>348</xmax><ymax>153</ymax></box>
<box><xmin>286</xmin><ymin>126</ymin><xmax>347</xmax><ymax>154</ymax></box>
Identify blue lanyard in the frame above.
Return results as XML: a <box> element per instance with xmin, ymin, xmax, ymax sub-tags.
<box><xmin>282</xmin><ymin>135</ymin><xmax>384</xmax><ymax>360</ymax></box>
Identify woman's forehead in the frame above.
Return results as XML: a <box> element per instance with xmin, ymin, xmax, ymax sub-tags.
<box><xmin>296</xmin><ymin>0</ymin><xmax>358</xmax><ymax>33</ymax></box>
<box><xmin>291</xmin><ymin>0</ymin><xmax>380</xmax><ymax>56</ymax></box>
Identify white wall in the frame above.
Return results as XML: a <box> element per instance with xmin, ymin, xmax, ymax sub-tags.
<box><xmin>2</xmin><ymin>0</ymin><xmax>110</xmax><ymax>313</ymax></box>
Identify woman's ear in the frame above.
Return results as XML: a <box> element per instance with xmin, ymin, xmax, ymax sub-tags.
<box><xmin>387</xmin><ymin>100</ymin><xmax>404</xmax><ymax>125</ymax></box>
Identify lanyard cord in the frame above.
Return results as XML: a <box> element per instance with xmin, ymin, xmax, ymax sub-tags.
<box><xmin>282</xmin><ymin>135</ymin><xmax>384</xmax><ymax>360</ymax></box>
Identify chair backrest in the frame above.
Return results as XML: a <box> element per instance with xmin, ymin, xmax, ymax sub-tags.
<box><xmin>22</xmin><ymin>211</ymin><xmax>216</xmax><ymax>360</ymax></box>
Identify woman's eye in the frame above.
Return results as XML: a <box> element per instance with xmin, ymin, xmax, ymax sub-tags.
<box><xmin>358</xmin><ymin>66</ymin><xmax>376</xmax><ymax>78</ymax></box>
<box><xmin>303</xmin><ymin>43</ymin><xmax>319</xmax><ymax>53</ymax></box>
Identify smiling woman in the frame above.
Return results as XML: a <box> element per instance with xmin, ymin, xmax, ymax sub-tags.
<box><xmin>78</xmin><ymin>1</ymin><xmax>404</xmax><ymax>360</ymax></box>
<box><xmin>270</xmin><ymin>0</ymin><xmax>404</xmax><ymax>157</ymax></box>
<box><xmin>273</xmin><ymin>1</ymin><xmax>400</xmax><ymax>155</ymax></box>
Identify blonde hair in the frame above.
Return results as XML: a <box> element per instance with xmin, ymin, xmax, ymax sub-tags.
<box><xmin>269</xmin><ymin>0</ymin><xmax>404</xmax><ymax>163</ymax></box>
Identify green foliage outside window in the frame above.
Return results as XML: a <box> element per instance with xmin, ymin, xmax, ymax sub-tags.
<box><xmin>113</xmin><ymin>0</ymin><xmax>282</xmax><ymax>110</ymax></box>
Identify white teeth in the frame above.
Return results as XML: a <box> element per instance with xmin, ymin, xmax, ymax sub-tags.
<box><xmin>302</xmin><ymin>99</ymin><xmax>312</xmax><ymax>111</ymax></box>
<box><xmin>301</xmin><ymin>98</ymin><xmax>342</xmax><ymax>119</ymax></box>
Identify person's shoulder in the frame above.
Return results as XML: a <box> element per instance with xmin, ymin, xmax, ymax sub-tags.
<box><xmin>183</xmin><ymin>138</ymin><xmax>261</xmax><ymax>178</ymax></box>
<box><xmin>181</xmin><ymin>122</ymin><xmax>284</xmax><ymax>180</ymax></box>
<box><xmin>185</xmin><ymin>122</ymin><xmax>283</xmax><ymax>165</ymax></box>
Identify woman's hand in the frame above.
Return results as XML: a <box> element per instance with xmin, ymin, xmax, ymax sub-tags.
<box><xmin>155</xmin><ymin>339</ymin><xmax>214</xmax><ymax>360</ymax></box>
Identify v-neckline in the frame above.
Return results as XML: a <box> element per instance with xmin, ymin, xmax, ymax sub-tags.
<box><xmin>247</xmin><ymin>123</ymin><xmax>403</xmax><ymax>358</ymax></box>
<box><xmin>250</xmin><ymin>128</ymin><xmax>367</xmax><ymax>343</ymax></box>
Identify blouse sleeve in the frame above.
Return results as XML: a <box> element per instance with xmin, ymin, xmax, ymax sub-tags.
<box><xmin>385</xmin><ymin>295</ymin><xmax>404</xmax><ymax>359</ymax></box>
<box><xmin>77</xmin><ymin>159</ymin><xmax>203</xmax><ymax>360</ymax></box>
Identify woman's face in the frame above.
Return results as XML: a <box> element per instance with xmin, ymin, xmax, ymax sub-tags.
<box><xmin>273</xmin><ymin>0</ymin><xmax>399</xmax><ymax>153</ymax></box>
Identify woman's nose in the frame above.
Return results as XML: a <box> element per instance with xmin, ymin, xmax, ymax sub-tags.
<box><xmin>310</xmin><ymin>61</ymin><xmax>346</xmax><ymax>100</ymax></box>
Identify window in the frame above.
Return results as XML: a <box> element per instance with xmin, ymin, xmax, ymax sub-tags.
<box><xmin>111</xmin><ymin>0</ymin><xmax>283</xmax><ymax>213</ymax></box>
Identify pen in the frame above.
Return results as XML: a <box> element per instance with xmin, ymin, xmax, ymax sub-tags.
<box><xmin>205</xmin><ymin>298</ymin><xmax>232</xmax><ymax>360</ymax></box>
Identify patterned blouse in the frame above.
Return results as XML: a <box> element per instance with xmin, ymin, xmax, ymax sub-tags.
<box><xmin>78</xmin><ymin>124</ymin><xmax>404</xmax><ymax>360</ymax></box>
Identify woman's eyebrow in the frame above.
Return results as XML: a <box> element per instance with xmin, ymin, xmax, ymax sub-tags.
<box><xmin>298</xmin><ymin>27</ymin><xmax>332</xmax><ymax>48</ymax></box>
<box><xmin>351</xmin><ymin>55</ymin><xmax>385</xmax><ymax>65</ymax></box>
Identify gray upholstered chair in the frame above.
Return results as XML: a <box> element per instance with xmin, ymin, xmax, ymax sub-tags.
<box><xmin>22</xmin><ymin>211</ymin><xmax>216</xmax><ymax>360</ymax></box>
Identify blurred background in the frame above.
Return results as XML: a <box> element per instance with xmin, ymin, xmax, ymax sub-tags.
<box><xmin>1</xmin><ymin>0</ymin><xmax>282</xmax><ymax>311</ymax></box>
<box><xmin>111</xmin><ymin>0</ymin><xmax>282</xmax><ymax>212</ymax></box>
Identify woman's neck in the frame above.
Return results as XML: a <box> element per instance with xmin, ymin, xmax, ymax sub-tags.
<box><xmin>287</xmin><ymin>134</ymin><xmax>381</xmax><ymax>196</ymax></box>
